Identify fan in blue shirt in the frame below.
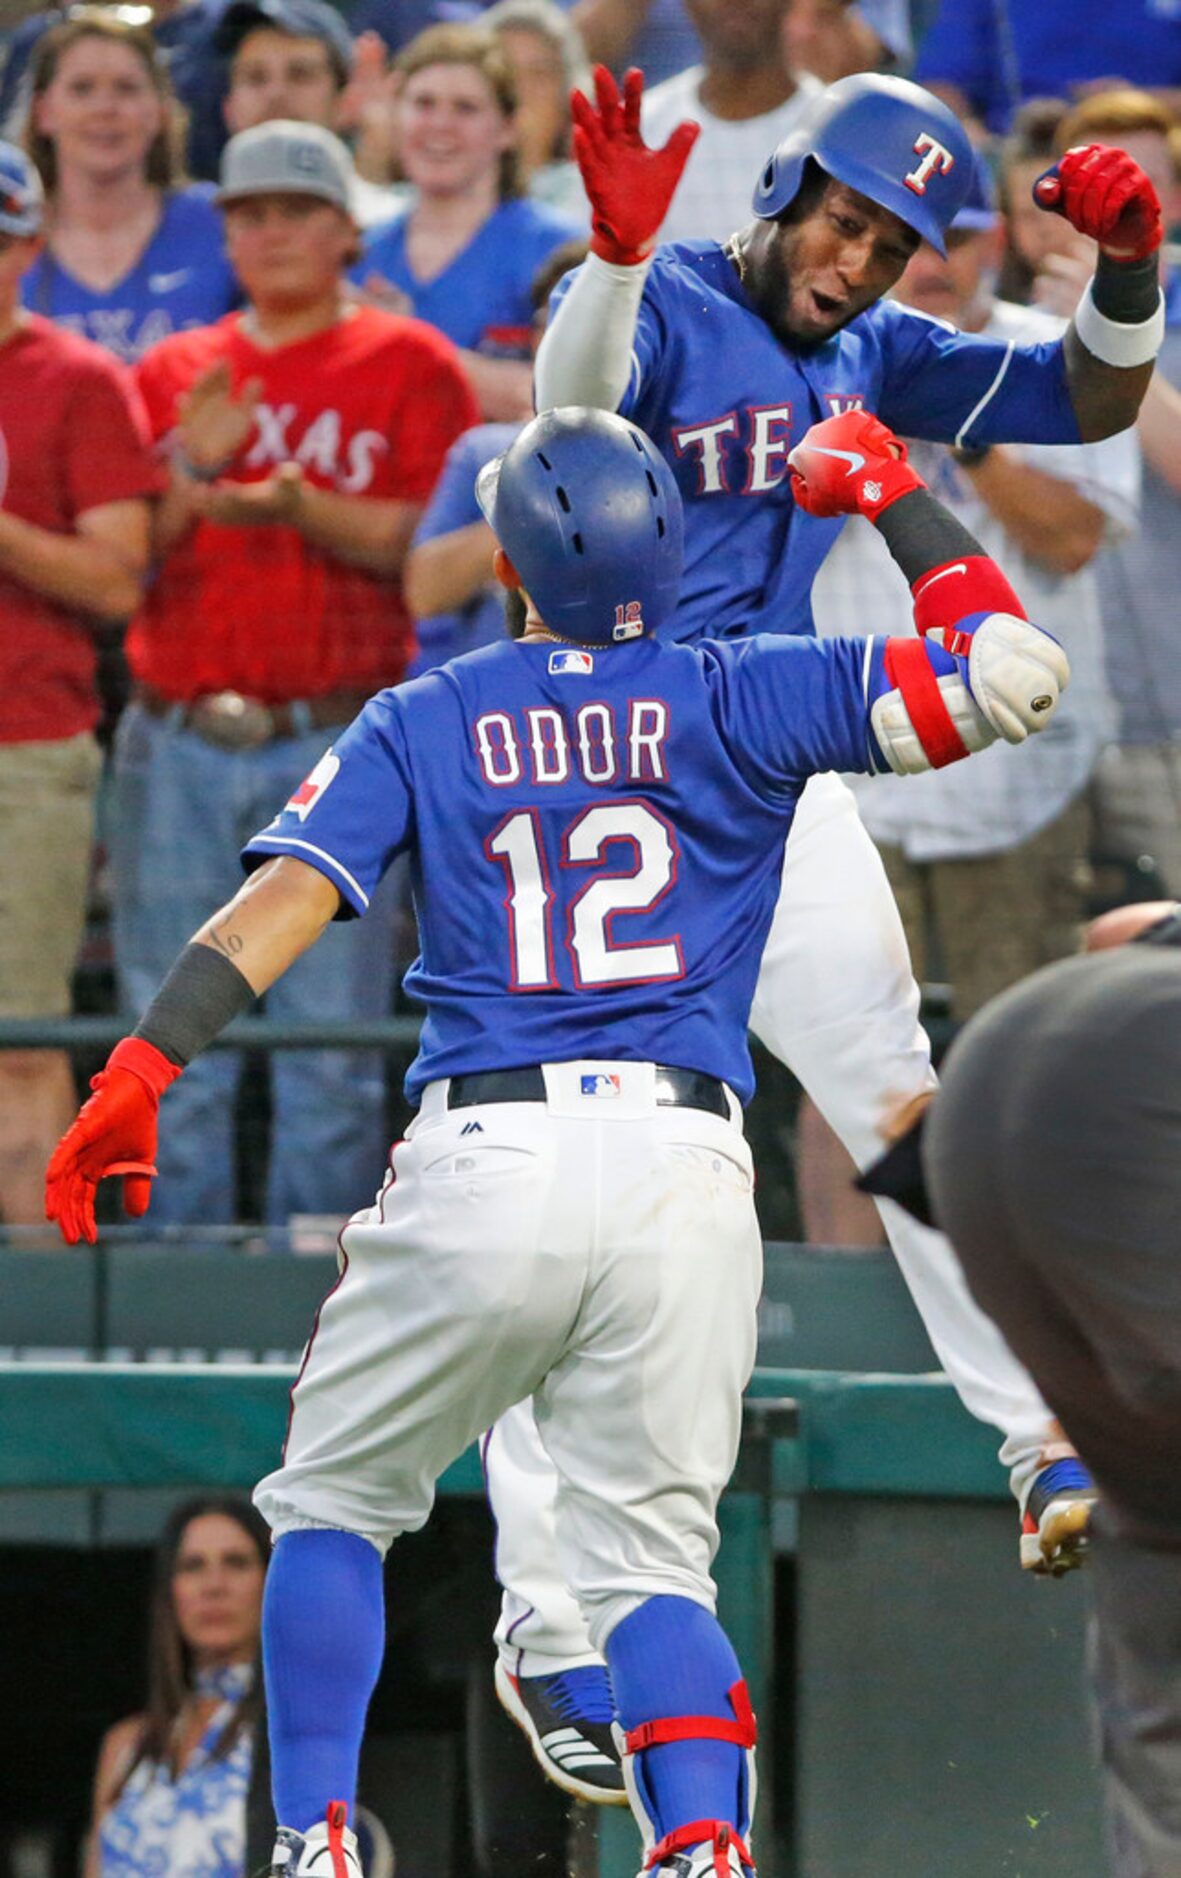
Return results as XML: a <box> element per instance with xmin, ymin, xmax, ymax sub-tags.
<box><xmin>19</xmin><ymin>14</ymin><xmax>238</xmax><ymax>362</ymax></box>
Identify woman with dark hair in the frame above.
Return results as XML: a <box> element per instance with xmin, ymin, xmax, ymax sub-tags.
<box><xmin>85</xmin><ymin>1495</ymin><xmax>268</xmax><ymax>1877</ymax></box>
<box><xmin>356</xmin><ymin>22</ymin><xmax>581</xmax><ymax>418</ymax></box>
<box><xmin>21</xmin><ymin>10</ymin><xmax>237</xmax><ymax>363</ymax></box>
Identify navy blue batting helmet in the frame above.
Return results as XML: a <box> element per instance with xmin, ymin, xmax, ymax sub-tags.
<box><xmin>476</xmin><ymin>408</ymin><xmax>683</xmax><ymax>646</ymax></box>
<box><xmin>753</xmin><ymin>73</ymin><xmax>973</xmax><ymax>257</ymax></box>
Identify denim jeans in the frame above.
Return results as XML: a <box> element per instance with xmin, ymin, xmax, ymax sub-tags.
<box><xmin>111</xmin><ymin>702</ymin><xmax>399</xmax><ymax>1227</ymax></box>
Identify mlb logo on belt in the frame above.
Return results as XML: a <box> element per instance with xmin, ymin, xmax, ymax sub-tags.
<box><xmin>581</xmin><ymin>1073</ymin><xmax>621</xmax><ymax>1098</ymax></box>
<box><xmin>549</xmin><ymin>649</ymin><xmax>594</xmax><ymax>675</ymax></box>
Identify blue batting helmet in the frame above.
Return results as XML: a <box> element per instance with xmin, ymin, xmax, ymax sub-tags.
<box><xmin>753</xmin><ymin>73</ymin><xmax>973</xmax><ymax>257</ymax></box>
<box><xmin>476</xmin><ymin>408</ymin><xmax>684</xmax><ymax>646</ymax></box>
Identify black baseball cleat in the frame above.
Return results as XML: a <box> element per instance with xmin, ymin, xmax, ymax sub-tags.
<box><xmin>494</xmin><ymin>1659</ymin><xmax>627</xmax><ymax>1804</ymax></box>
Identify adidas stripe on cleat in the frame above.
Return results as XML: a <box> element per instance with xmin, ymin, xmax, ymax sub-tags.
<box><xmin>494</xmin><ymin>1659</ymin><xmax>627</xmax><ymax>1804</ymax></box>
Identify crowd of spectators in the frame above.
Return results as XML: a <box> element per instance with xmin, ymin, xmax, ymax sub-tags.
<box><xmin>3</xmin><ymin>0</ymin><xmax>1181</xmax><ymax>1241</ymax></box>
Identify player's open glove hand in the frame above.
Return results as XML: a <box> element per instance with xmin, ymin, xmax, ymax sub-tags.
<box><xmin>1034</xmin><ymin>144</ymin><xmax>1163</xmax><ymax>262</ymax></box>
<box><xmin>571</xmin><ymin>65</ymin><xmax>699</xmax><ymax>266</ymax></box>
<box><xmin>788</xmin><ymin>410</ymin><xmax>925</xmax><ymax>521</ymax></box>
<box><xmin>45</xmin><ymin>1038</ymin><xmax>182</xmax><ymax>1245</ymax></box>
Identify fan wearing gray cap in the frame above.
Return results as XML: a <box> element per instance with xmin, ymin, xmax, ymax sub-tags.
<box><xmin>0</xmin><ymin>136</ymin><xmax>157</xmax><ymax>1227</ymax></box>
<box><xmin>217</xmin><ymin>0</ymin><xmax>407</xmax><ymax>228</ymax></box>
<box><xmin>106</xmin><ymin>115</ymin><xmax>478</xmax><ymax>1231</ymax></box>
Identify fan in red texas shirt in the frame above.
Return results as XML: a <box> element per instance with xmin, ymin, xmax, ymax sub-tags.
<box><xmin>114</xmin><ymin>118</ymin><xmax>479</xmax><ymax>1230</ymax></box>
<box><xmin>0</xmin><ymin>140</ymin><xmax>158</xmax><ymax>1228</ymax></box>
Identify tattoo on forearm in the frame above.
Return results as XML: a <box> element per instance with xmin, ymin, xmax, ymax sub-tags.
<box><xmin>207</xmin><ymin>918</ymin><xmax>245</xmax><ymax>959</ymax></box>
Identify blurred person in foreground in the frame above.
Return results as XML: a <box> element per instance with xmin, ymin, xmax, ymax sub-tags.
<box><xmin>112</xmin><ymin>119</ymin><xmax>477</xmax><ymax>1228</ymax></box>
<box><xmin>0</xmin><ymin>138</ymin><xmax>156</xmax><ymax>1228</ymax></box>
<box><xmin>20</xmin><ymin>10</ymin><xmax>238</xmax><ymax>361</ymax></box>
<box><xmin>86</xmin><ymin>1495</ymin><xmax>269</xmax><ymax>1876</ymax></box>
<box><xmin>862</xmin><ymin>899</ymin><xmax>1181</xmax><ymax>1877</ymax></box>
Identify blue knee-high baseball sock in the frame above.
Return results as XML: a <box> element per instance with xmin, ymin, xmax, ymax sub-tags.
<box><xmin>606</xmin><ymin>1595</ymin><xmax>752</xmax><ymax>1844</ymax></box>
<box><xmin>263</xmin><ymin>1529</ymin><xmax>386</xmax><ymax>1832</ymax></box>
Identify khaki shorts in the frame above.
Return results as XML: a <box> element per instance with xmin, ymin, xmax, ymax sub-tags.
<box><xmin>0</xmin><ymin>732</ymin><xmax>102</xmax><ymax>1018</ymax></box>
<box><xmin>878</xmin><ymin>796</ymin><xmax>1094</xmax><ymax>1022</ymax></box>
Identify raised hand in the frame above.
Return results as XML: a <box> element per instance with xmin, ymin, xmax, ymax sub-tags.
<box><xmin>177</xmin><ymin>360</ymin><xmax>264</xmax><ymax>476</ymax></box>
<box><xmin>1034</xmin><ymin>144</ymin><xmax>1163</xmax><ymax>262</ymax></box>
<box><xmin>571</xmin><ymin>65</ymin><xmax>699</xmax><ymax>265</ymax></box>
<box><xmin>788</xmin><ymin>409</ymin><xmax>924</xmax><ymax>520</ymax></box>
<box><xmin>45</xmin><ymin>1039</ymin><xmax>182</xmax><ymax>1245</ymax></box>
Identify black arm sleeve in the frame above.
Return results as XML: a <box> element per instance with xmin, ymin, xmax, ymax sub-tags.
<box><xmin>133</xmin><ymin>942</ymin><xmax>257</xmax><ymax>1067</ymax></box>
<box><xmin>872</xmin><ymin>488</ymin><xmax>989</xmax><ymax>588</ymax></box>
<box><xmin>1092</xmin><ymin>251</ymin><xmax>1161</xmax><ymax>324</ymax></box>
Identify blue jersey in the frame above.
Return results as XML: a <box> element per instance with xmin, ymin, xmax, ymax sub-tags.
<box><xmin>21</xmin><ymin>187</ymin><xmax>238</xmax><ymax>364</ymax></box>
<box><xmin>550</xmin><ymin>241</ymin><xmax>1079</xmax><ymax>642</ymax></box>
<box><xmin>243</xmin><ymin>631</ymin><xmax>890</xmax><ymax>1103</ymax></box>
<box><xmin>357</xmin><ymin>197</ymin><xmax>582</xmax><ymax>355</ymax></box>
<box><xmin>409</xmin><ymin>420</ymin><xmax>520</xmax><ymax>674</ymax></box>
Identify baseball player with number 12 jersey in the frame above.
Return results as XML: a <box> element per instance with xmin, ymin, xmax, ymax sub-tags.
<box><xmin>46</xmin><ymin>406</ymin><xmax>1068</xmax><ymax>1877</ymax></box>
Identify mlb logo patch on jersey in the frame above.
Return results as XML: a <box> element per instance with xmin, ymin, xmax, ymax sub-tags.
<box><xmin>581</xmin><ymin>1073</ymin><xmax>621</xmax><ymax>1099</ymax></box>
<box><xmin>285</xmin><ymin>749</ymin><xmax>340</xmax><ymax>821</ymax></box>
<box><xmin>549</xmin><ymin>649</ymin><xmax>594</xmax><ymax>675</ymax></box>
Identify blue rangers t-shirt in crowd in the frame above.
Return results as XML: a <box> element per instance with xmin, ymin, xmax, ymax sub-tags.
<box><xmin>357</xmin><ymin>196</ymin><xmax>581</xmax><ymax>355</ymax></box>
<box><xmin>548</xmin><ymin>240</ymin><xmax>1080</xmax><ymax>644</ymax></box>
<box><xmin>242</xmin><ymin>629</ymin><xmax>894</xmax><ymax>1104</ymax></box>
<box><xmin>408</xmin><ymin>419</ymin><xmax>520</xmax><ymax>674</ymax></box>
<box><xmin>21</xmin><ymin>186</ymin><xmax>239</xmax><ymax>363</ymax></box>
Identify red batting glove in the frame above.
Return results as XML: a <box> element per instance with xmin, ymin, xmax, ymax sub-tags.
<box><xmin>45</xmin><ymin>1037</ymin><xmax>182</xmax><ymax>1245</ymax></box>
<box><xmin>1034</xmin><ymin>144</ymin><xmax>1163</xmax><ymax>262</ymax></box>
<box><xmin>788</xmin><ymin>410</ymin><xmax>925</xmax><ymax>521</ymax></box>
<box><xmin>571</xmin><ymin>65</ymin><xmax>699</xmax><ymax>266</ymax></box>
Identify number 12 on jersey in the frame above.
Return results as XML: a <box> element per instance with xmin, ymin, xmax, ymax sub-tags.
<box><xmin>487</xmin><ymin>801</ymin><xmax>684</xmax><ymax>990</ymax></box>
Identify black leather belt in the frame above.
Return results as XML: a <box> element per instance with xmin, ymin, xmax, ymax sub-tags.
<box><xmin>136</xmin><ymin>685</ymin><xmax>372</xmax><ymax>750</ymax></box>
<box><xmin>445</xmin><ymin>1065</ymin><xmax>731</xmax><ymax>1119</ymax></box>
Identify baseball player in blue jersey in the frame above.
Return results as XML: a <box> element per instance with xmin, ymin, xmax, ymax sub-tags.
<box><xmin>476</xmin><ymin>67</ymin><xmax>1169</xmax><ymax>1792</ymax></box>
<box><xmin>46</xmin><ymin>404</ymin><xmax>1067</xmax><ymax>1877</ymax></box>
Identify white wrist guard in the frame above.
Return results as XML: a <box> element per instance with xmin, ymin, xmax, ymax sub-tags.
<box><xmin>533</xmin><ymin>251</ymin><xmax>650</xmax><ymax>414</ymax></box>
<box><xmin>1074</xmin><ymin>279</ymin><xmax>1165</xmax><ymax>367</ymax></box>
<box><xmin>871</xmin><ymin>678</ymin><xmax>995</xmax><ymax>775</ymax></box>
<box><xmin>967</xmin><ymin>613</ymin><xmax>1071</xmax><ymax>742</ymax></box>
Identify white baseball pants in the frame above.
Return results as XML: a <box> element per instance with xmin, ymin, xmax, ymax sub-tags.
<box><xmin>489</xmin><ymin>774</ymin><xmax>1055</xmax><ymax>1674</ymax></box>
<box><xmin>255</xmin><ymin>1061</ymin><xmax>762</xmax><ymax>1653</ymax></box>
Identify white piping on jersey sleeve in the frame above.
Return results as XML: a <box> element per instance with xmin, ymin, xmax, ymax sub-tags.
<box><xmin>246</xmin><ymin>836</ymin><xmax>370</xmax><ymax>910</ymax></box>
<box><xmin>954</xmin><ymin>341</ymin><xmax>1015</xmax><ymax>450</ymax></box>
<box><xmin>862</xmin><ymin>635</ymin><xmax>884</xmax><ymax>771</ymax></box>
<box><xmin>534</xmin><ymin>251</ymin><xmax>651</xmax><ymax>413</ymax></box>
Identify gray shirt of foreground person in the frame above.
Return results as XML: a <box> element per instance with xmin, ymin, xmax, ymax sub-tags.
<box><xmin>925</xmin><ymin>942</ymin><xmax>1181</xmax><ymax>1878</ymax></box>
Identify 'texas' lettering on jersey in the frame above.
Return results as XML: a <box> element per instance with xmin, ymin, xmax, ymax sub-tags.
<box><xmin>671</xmin><ymin>397</ymin><xmax>866</xmax><ymax>495</ymax></box>
<box><xmin>239</xmin><ymin>403</ymin><xmax>390</xmax><ymax>492</ymax></box>
<box><xmin>473</xmin><ymin>699</ymin><xmax>670</xmax><ymax>788</ymax></box>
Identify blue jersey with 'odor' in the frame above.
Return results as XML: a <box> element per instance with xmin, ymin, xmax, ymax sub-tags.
<box><xmin>550</xmin><ymin>242</ymin><xmax>1080</xmax><ymax>642</ymax></box>
<box><xmin>243</xmin><ymin>631</ymin><xmax>889</xmax><ymax>1103</ymax></box>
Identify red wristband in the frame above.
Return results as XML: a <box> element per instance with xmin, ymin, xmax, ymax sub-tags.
<box><xmin>911</xmin><ymin>555</ymin><xmax>1026</xmax><ymax>653</ymax></box>
<box><xmin>104</xmin><ymin>1036</ymin><xmax>184</xmax><ymax>1100</ymax></box>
